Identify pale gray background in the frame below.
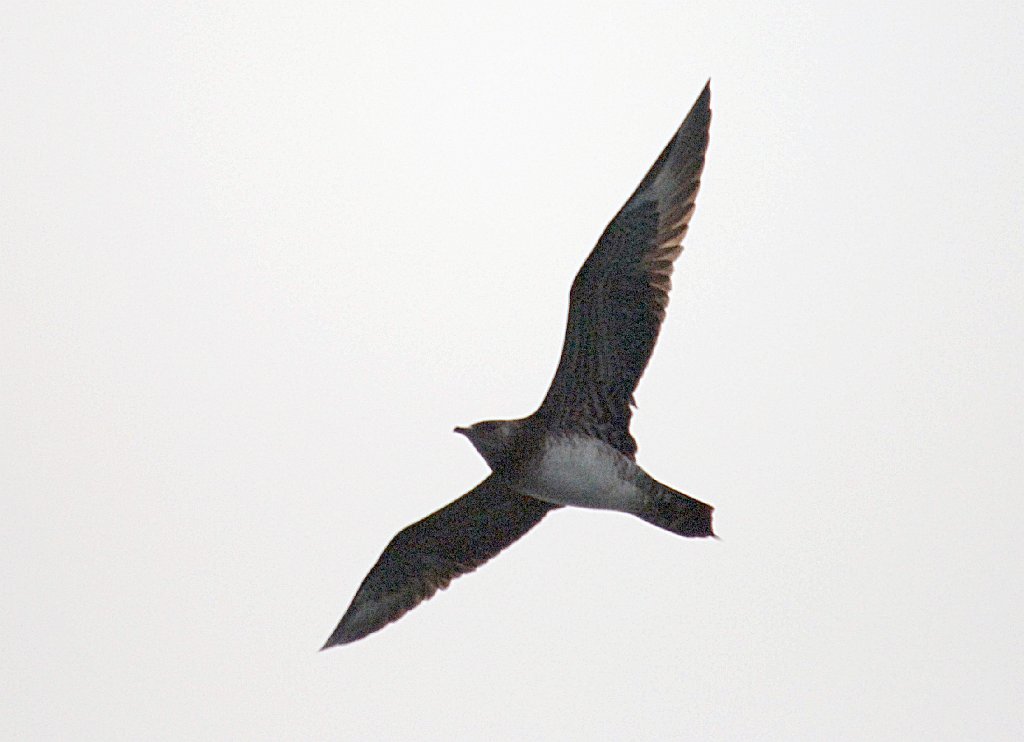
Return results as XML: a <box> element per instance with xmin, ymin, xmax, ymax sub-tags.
<box><xmin>3</xmin><ymin>2</ymin><xmax>1022</xmax><ymax>740</ymax></box>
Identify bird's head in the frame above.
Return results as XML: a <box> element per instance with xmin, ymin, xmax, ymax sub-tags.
<box><xmin>454</xmin><ymin>419</ymin><xmax>518</xmax><ymax>470</ymax></box>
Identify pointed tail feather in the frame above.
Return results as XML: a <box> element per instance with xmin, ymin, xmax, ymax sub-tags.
<box><xmin>636</xmin><ymin>481</ymin><xmax>715</xmax><ymax>538</ymax></box>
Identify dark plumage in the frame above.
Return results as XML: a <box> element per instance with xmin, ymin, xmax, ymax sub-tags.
<box><xmin>324</xmin><ymin>83</ymin><xmax>714</xmax><ymax>648</ymax></box>
<box><xmin>538</xmin><ymin>84</ymin><xmax>710</xmax><ymax>456</ymax></box>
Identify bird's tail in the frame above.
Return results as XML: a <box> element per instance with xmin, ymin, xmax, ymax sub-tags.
<box><xmin>635</xmin><ymin>479</ymin><xmax>715</xmax><ymax>538</ymax></box>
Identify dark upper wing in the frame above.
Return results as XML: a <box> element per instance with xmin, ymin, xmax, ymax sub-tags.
<box><xmin>536</xmin><ymin>83</ymin><xmax>712</xmax><ymax>456</ymax></box>
<box><xmin>322</xmin><ymin>475</ymin><xmax>558</xmax><ymax>647</ymax></box>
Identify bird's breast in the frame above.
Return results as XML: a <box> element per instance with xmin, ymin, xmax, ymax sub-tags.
<box><xmin>515</xmin><ymin>434</ymin><xmax>645</xmax><ymax>513</ymax></box>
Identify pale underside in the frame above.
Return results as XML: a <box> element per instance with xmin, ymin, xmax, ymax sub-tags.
<box><xmin>516</xmin><ymin>435</ymin><xmax>646</xmax><ymax>513</ymax></box>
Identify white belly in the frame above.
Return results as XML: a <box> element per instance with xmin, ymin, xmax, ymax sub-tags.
<box><xmin>518</xmin><ymin>436</ymin><xmax>646</xmax><ymax>513</ymax></box>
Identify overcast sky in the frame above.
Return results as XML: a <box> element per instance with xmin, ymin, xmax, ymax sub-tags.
<box><xmin>3</xmin><ymin>2</ymin><xmax>1022</xmax><ymax>740</ymax></box>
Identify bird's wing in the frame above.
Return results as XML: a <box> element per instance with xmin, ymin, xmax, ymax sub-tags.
<box><xmin>536</xmin><ymin>83</ymin><xmax>712</xmax><ymax>456</ymax></box>
<box><xmin>322</xmin><ymin>475</ymin><xmax>558</xmax><ymax>647</ymax></box>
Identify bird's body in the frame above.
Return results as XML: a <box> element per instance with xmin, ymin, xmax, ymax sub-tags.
<box><xmin>324</xmin><ymin>82</ymin><xmax>716</xmax><ymax>647</ymax></box>
<box><xmin>523</xmin><ymin>433</ymin><xmax>645</xmax><ymax>512</ymax></box>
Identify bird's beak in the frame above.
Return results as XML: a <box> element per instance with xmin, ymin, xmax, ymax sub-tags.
<box><xmin>453</xmin><ymin>426</ymin><xmax>468</xmax><ymax>436</ymax></box>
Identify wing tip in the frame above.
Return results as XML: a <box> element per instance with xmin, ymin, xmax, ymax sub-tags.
<box><xmin>320</xmin><ymin>616</ymin><xmax>363</xmax><ymax>649</ymax></box>
<box><xmin>683</xmin><ymin>80</ymin><xmax>712</xmax><ymax>137</ymax></box>
<box><xmin>320</xmin><ymin>634</ymin><xmax>347</xmax><ymax>651</ymax></box>
<box><xmin>321</xmin><ymin>602</ymin><xmax>400</xmax><ymax>649</ymax></box>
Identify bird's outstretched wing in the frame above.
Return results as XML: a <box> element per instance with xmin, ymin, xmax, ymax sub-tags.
<box><xmin>537</xmin><ymin>83</ymin><xmax>712</xmax><ymax>457</ymax></box>
<box><xmin>322</xmin><ymin>475</ymin><xmax>558</xmax><ymax>647</ymax></box>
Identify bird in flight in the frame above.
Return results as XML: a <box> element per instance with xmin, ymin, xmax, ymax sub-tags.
<box><xmin>324</xmin><ymin>82</ymin><xmax>714</xmax><ymax>648</ymax></box>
